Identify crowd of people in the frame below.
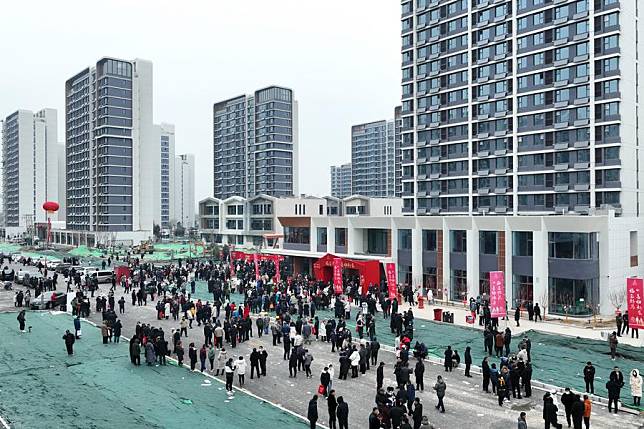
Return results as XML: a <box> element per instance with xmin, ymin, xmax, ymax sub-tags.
<box><xmin>6</xmin><ymin>249</ymin><xmax>644</xmax><ymax>428</ymax></box>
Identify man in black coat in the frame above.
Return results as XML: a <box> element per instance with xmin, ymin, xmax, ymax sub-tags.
<box><xmin>327</xmin><ymin>390</ymin><xmax>337</xmax><ymax>429</ymax></box>
<box><xmin>308</xmin><ymin>395</ymin><xmax>318</xmax><ymax>429</ymax></box>
<box><xmin>464</xmin><ymin>346</ymin><xmax>472</xmax><ymax>377</ymax></box>
<box><xmin>370</xmin><ymin>338</ymin><xmax>380</xmax><ymax>365</ymax></box>
<box><xmin>415</xmin><ymin>359</ymin><xmax>425</xmax><ymax>390</ymax></box>
<box><xmin>412</xmin><ymin>398</ymin><xmax>423</xmax><ymax>429</ymax></box>
<box><xmin>377</xmin><ymin>362</ymin><xmax>385</xmax><ymax>391</ymax></box>
<box><xmin>389</xmin><ymin>401</ymin><xmax>406</xmax><ymax>429</ymax></box>
<box><xmin>583</xmin><ymin>361</ymin><xmax>595</xmax><ymax>394</ymax></box>
<box><xmin>63</xmin><ymin>330</ymin><xmax>75</xmax><ymax>355</ymax></box>
<box><xmin>259</xmin><ymin>346</ymin><xmax>268</xmax><ymax>376</ymax></box>
<box><xmin>336</xmin><ymin>396</ymin><xmax>349</xmax><ymax>429</ymax></box>
<box><xmin>571</xmin><ymin>395</ymin><xmax>584</xmax><ymax>429</ymax></box>
<box><xmin>368</xmin><ymin>408</ymin><xmax>380</xmax><ymax>429</ymax></box>
<box><xmin>250</xmin><ymin>348</ymin><xmax>261</xmax><ymax>379</ymax></box>
<box><xmin>561</xmin><ymin>387</ymin><xmax>575</xmax><ymax>427</ymax></box>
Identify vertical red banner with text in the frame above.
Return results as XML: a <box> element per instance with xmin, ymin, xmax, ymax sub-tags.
<box><xmin>386</xmin><ymin>263</ymin><xmax>397</xmax><ymax>300</ymax></box>
<box><xmin>489</xmin><ymin>271</ymin><xmax>506</xmax><ymax>318</ymax></box>
<box><xmin>333</xmin><ymin>258</ymin><xmax>343</xmax><ymax>295</ymax></box>
<box><xmin>275</xmin><ymin>258</ymin><xmax>281</xmax><ymax>283</ymax></box>
<box><xmin>627</xmin><ymin>277</ymin><xmax>644</xmax><ymax>329</ymax></box>
<box><xmin>253</xmin><ymin>254</ymin><xmax>260</xmax><ymax>280</ymax></box>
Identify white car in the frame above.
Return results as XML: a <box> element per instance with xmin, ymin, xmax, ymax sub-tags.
<box><xmin>46</xmin><ymin>260</ymin><xmax>61</xmax><ymax>270</ymax></box>
<box><xmin>15</xmin><ymin>270</ymin><xmax>28</xmax><ymax>284</ymax></box>
<box><xmin>80</xmin><ymin>267</ymin><xmax>99</xmax><ymax>277</ymax></box>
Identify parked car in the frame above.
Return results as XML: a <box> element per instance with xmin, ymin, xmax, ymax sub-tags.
<box><xmin>55</xmin><ymin>263</ymin><xmax>72</xmax><ymax>276</ymax></box>
<box><xmin>46</xmin><ymin>260</ymin><xmax>62</xmax><ymax>270</ymax></box>
<box><xmin>93</xmin><ymin>270</ymin><xmax>114</xmax><ymax>284</ymax></box>
<box><xmin>30</xmin><ymin>292</ymin><xmax>67</xmax><ymax>310</ymax></box>
<box><xmin>15</xmin><ymin>270</ymin><xmax>28</xmax><ymax>284</ymax></box>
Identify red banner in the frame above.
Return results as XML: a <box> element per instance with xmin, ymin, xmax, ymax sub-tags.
<box><xmin>275</xmin><ymin>258</ymin><xmax>281</xmax><ymax>283</ymax></box>
<box><xmin>253</xmin><ymin>254</ymin><xmax>260</xmax><ymax>280</ymax></box>
<box><xmin>229</xmin><ymin>262</ymin><xmax>235</xmax><ymax>278</ymax></box>
<box><xmin>333</xmin><ymin>257</ymin><xmax>343</xmax><ymax>295</ymax></box>
<box><xmin>627</xmin><ymin>278</ymin><xmax>644</xmax><ymax>329</ymax></box>
<box><xmin>489</xmin><ymin>271</ymin><xmax>506</xmax><ymax>318</ymax></box>
<box><xmin>386</xmin><ymin>263</ymin><xmax>397</xmax><ymax>299</ymax></box>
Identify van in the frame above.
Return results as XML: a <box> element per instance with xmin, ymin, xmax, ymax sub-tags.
<box><xmin>94</xmin><ymin>270</ymin><xmax>113</xmax><ymax>284</ymax></box>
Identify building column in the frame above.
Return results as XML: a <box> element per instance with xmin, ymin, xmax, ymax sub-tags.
<box><xmin>411</xmin><ymin>226</ymin><xmax>423</xmax><ymax>290</ymax></box>
<box><xmin>441</xmin><ymin>223</ymin><xmax>450</xmax><ymax>301</ymax></box>
<box><xmin>504</xmin><ymin>221</ymin><xmax>513</xmax><ymax>307</ymax></box>
<box><xmin>533</xmin><ymin>221</ymin><xmax>549</xmax><ymax>313</ymax></box>
<box><xmin>437</xmin><ymin>230</ymin><xmax>444</xmax><ymax>300</ymax></box>
<box><xmin>467</xmin><ymin>228</ymin><xmax>479</xmax><ymax>302</ymax></box>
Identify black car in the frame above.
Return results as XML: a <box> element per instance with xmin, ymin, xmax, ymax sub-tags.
<box><xmin>55</xmin><ymin>263</ymin><xmax>72</xmax><ymax>276</ymax></box>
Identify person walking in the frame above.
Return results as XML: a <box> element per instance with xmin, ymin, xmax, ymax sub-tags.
<box><xmin>327</xmin><ymin>389</ymin><xmax>337</xmax><ymax>429</ymax></box>
<box><xmin>630</xmin><ymin>368</ymin><xmax>642</xmax><ymax>406</ymax></box>
<box><xmin>571</xmin><ymin>395</ymin><xmax>584</xmax><ymax>429</ymax></box>
<box><xmin>517</xmin><ymin>411</ymin><xmax>528</xmax><ymax>429</ymax></box>
<box><xmin>336</xmin><ymin>396</ymin><xmax>349</xmax><ymax>429</ymax></box>
<box><xmin>561</xmin><ymin>387</ymin><xmax>575</xmax><ymax>427</ymax></box>
<box><xmin>62</xmin><ymin>330</ymin><xmax>75</xmax><ymax>355</ymax></box>
<box><xmin>443</xmin><ymin>346</ymin><xmax>453</xmax><ymax>372</ymax></box>
<box><xmin>433</xmin><ymin>375</ymin><xmax>446</xmax><ymax>413</ymax></box>
<box><xmin>609</xmin><ymin>331</ymin><xmax>618</xmax><ymax>360</ymax></box>
<box><xmin>236</xmin><ymin>355</ymin><xmax>247</xmax><ymax>387</ymax></box>
<box><xmin>583</xmin><ymin>362</ymin><xmax>595</xmax><ymax>394</ymax></box>
<box><xmin>189</xmin><ymin>343</ymin><xmax>197</xmax><ymax>371</ymax></box>
<box><xmin>320</xmin><ymin>367</ymin><xmax>331</xmax><ymax>397</ymax></box>
<box><xmin>308</xmin><ymin>395</ymin><xmax>319</xmax><ymax>429</ymax></box>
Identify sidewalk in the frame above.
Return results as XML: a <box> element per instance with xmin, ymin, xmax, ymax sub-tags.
<box><xmin>397</xmin><ymin>298</ymin><xmax>644</xmax><ymax>348</ymax></box>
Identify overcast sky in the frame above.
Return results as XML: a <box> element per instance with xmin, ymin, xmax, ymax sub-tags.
<box><xmin>0</xmin><ymin>0</ymin><xmax>400</xmax><ymax>201</ymax></box>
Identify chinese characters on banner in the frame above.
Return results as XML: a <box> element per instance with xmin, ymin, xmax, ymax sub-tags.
<box><xmin>253</xmin><ymin>254</ymin><xmax>260</xmax><ymax>280</ymax></box>
<box><xmin>275</xmin><ymin>259</ymin><xmax>281</xmax><ymax>283</ymax></box>
<box><xmin>627</xmin><ymin>277</ymin><xmax>644</xmax><ymax>329</ymax></box>
<box><xmin>386</xmin><ymin>263</ymin><xmax>397</xmax><ymax>299</ymax></box>
<box><xmin>489</xmin><ymin>271</ymin><xmax>506</xmax><ymax>318</ymax></box>
<box><xmin>333</xmin><ymin>258</ymin><xmax>343</xmax><ymax>295</ymax></box>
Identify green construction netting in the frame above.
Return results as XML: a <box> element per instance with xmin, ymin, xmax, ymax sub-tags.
<box><xmin>189</xmin><ymin>281</ymin><xmax>643</xmax><ymax>406</ymax></box>
<box><xmin>68</xmin><ymin>245</ymin><xmax>107</xmax><ymax>258</ymax></box>
<box><xmin>0</xmin><ymin>312</ymin><xmax>305</xmax><ymax>429</ymax></box>
<box><xmin>0</xmin><ymin>243</ymin><xmax>21</xmax><ymax>254</ymax></box>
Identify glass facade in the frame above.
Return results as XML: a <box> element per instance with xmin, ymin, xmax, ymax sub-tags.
<box><xmin>548</xmin><ymin>232</ymin><xmax>597</xmax><ymax>259</ymax></box>
<box><xmin>451</xmin><ymin>268</ymin><xmax>468</xmax><ymax>302</ymax></box>
<box><xmin>548</xmin><ymin>277</ymin><xmax>598</xmax><ymax>316</ymax></box>
<box><xmin>512</xmin><ymin>274</ymin><xmax>534</xmax><ymax>308</ymax></box>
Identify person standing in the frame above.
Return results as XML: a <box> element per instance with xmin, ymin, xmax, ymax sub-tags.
<box><xmin>630</xmin><ymin>369</ymin><xmax>642</xmax><ymax>406</ymax></box>
<box><xmin>443</xmin><ymin>346</ymin><xmax>453</xmax><ymax>372</ymax></box>
<box><xmin>327</xmin><ymin>389</ymin><xmax>337</xmax><ymax>429</ymax></box>
<box><xmin>17</xmin><ymin>310</ymin><xmax>26</xmax><ymax>332</ymax></box>
<box><xmin>368</xmin><ymin>408</ymin><xmax>380</xmax><ymax>429</ymax></box>
<box><xmin>464</xmin><ymin>346</ymin><xmax>472</xmax><ymax>377</ymax></box>
<box><xmin>224</xmin><ymin>358</ymin><xmax>236</xmax><ymax>392</ymax></box>
<box><xmin>433</xmin><ymin>375</ymin><xmax>446</xmax><ymax>413</ymax></box>
<box><xmin>517</xmin><ymin>411</ymin><xmax>527</xmax><ymax>429</ymax></box>
<box><xmin>236</xmin><ymin>355</ymin><xmax>247</xmax><ymax>387</ymax></box>
<box><xmin>533</xmin><ymin>303</ymin><xmax>542</xmax><ymax>322</ymax></box>
<box><xmin>609</xmin><ymin>331</ymin><xmax>619</xmax><ymax>360</ymax></box>
<box><xmin>62</xmin><ymin>330</ymin><xmax>75</xmax><ymax>355</ymax></box>
<box><xmin>207</xmin><ymin>344</ymin><xmax>216</xmax><ymax>371</ymax></box>
<box><xmin>189</xmin><ymin>343</ymin><xmax>197</xmax><ymax>371</ymax></box>
<box><xmin>482</xmin><ymin>357</ymin><xmax>491</xmax><ymax>392</ymax></box>
<box><xmin>582</xmin><ymin>395</ymin><xmax>591</xmax><ymax>429</ymax></box>
<box><xmin>377</xmin><ymin>361</ymin><xmax>385</xmax><ymax>391</ymax></box>
<box><xmin>259</xmin><ymin>346</ymin><xmax>268</xmax><ymax>376</ymax></box>
<box><xmin>616</xmin><ymin>312</ymin><xmax>623</xmax><ymax>337</ymax></box>
<box><xmin>199</xmin><ymin>344</ymin><xmax>207</xmax><ymax>372</ymax></box>
<box><xmin>336</xmin><ymin>396</ymin><xmax>348</xmax><ymax>429</ymax></box>
<box><xmin>215</xmin><ymin>347</ymin><xmax>227</xmax><ymax>376</ymax></box>
<box><xmin>571</xmin><ymin>395</ymin><xmax>584</xmax><ymax>429</ymax></box>
<box><xmin>74</xmin><ymin>316</ymin><xmax>82</xmax><ymax>339</ymax></box>
<box><xmin>583</xmin><ymin>362</ymin><xmax>595</xmax><ymax>394</ymax></box>
<box><xmin>250</xmin><ymin>348</ymin><xmax>261</xmax><ymax>379</ymax></box>
<box><xmin>308</xmin><ymin>395</ymin><xmax>319</xmax><ymax>429</ymax></box>
<box><xmin>606</xmin><ymin>377</ymin><xmax>622</xmax><ymax>414</ymax></box>
<box><xmin>412</xmin><ymin>397</ymin><xmax>423</xmax><ymax>429</ymax></box>
<box><xmin>515</xmin><ymin>307</ymin><xmax>521</xmax><ymax>327</ymax></box>
<box><xmin>497</xmin><ymin>377</ymin><xmax>508</xmax><ymax>406</ymax></box>
<box><xmin>320</xmin><ymin>367</ymin><xmax>331</xmax><ymax>397</ymax></box>
<box><xmin>415</xmin><ymin>358</ymin><xmax>425</xmax><ymax>390</ymax></box>
<box><xmin>561</xmin><ymin>387</ymin><xmax>575</xmax><ymax>427</ymax></box>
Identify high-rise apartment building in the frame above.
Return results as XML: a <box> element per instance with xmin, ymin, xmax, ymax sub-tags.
<box><xmin>213</xmin><ymin>86</ymin><xmax>298</xmax><ymax>200</ymax></box>
<box><xmin>1</xmin><ymin>108</ymin><xmax>65</xmax><ymax>235</ymax></box>
<box><xmin>351</xmin><ymin>108</ymin><xmax>401</xmax><ymax>198</ymax></box>
<box><xmin>330</xmin><ymin>163</ymin><xmax>352</xmax><ymax>198</ymax></box>
<box><xmin>175</xmin><ymin>153</ymin><xmax>195</xmax><ymax>228</ymax></box>
<box><xmin>152</xmin><ymin>123</ymin><xmax>175</xmax><ymax>230</ymax></box>
<box><xmin>395</xmin><ymin>0</ymin><xmax>643</xmax><ymax>315</ymax></box>
<box><xmin>401</xmin><ymin>0</ymin><xmax>641</xmax><ymax>217</ymax></box>
<box><xmin>65</xmin><ymin>57</ymin><xmax>155</xmax><ymax>235</ymax></box>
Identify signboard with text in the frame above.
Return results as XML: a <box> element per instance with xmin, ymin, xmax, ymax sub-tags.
<box><xmin>386</xmin><ymin>263</ymin><xmax>397</xmax><ymax>300</ymax></box>
<box><xmin>333</xmin><ymin>258</ymin><xmax>343</xmax><ymax>295</ymax></box>
<box><xmin>489</xmin><ymin>271</ymin><xmax>506</xmax><ymax>318</ymax></box>
<box><xmin>627</xmin><ymin>277</ymin><xmax>644</xmax><ymax>329</ymax></box>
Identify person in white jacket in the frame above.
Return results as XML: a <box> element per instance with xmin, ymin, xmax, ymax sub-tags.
<box><xmin>630</xmin><ymin>368</ymin><xmax>642</xmax><ymax>406</ymax></box>
<box><xmin>349</xmin><ymin>347</ymin><xmax>360</xmax><ymax>378</ymax></box>
<box><xmin>328</xmin><ymin>363</ymin><xmax>335</xmax><ymax>391</ymax></box>
<box><xmin>236</xmin><ymin>356</ymin><xmax>247</xmax><ymax>387</ymax></box>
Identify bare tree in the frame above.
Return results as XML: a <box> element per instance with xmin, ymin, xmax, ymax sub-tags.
<box><xmin>538</xmin><ymin>289</ymin><xmax>549</xmax><ymax>320</ymax></box>
<box><xmin>608</xmin><ymin>286</ymin><xmax>626</xmax><ymax>311</ymax></box>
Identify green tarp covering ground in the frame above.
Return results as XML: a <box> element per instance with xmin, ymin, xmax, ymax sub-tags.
<box><xmin>190</xmin><ymin>281</ymin><xmax>644</xmax><ymax>408</ymax></box>
<box><xmin>0</xmin><ymin>312</ymin><xmax>306</xmax><ymax>429</ymax></box>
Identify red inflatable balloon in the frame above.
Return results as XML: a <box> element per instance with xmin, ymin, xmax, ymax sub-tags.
<box><xmin>42</xmin><ymin>201</ymin><xmax>60</xmax><ymax>212</ymax></box>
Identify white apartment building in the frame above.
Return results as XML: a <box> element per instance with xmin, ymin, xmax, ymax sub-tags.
<box><xmin>150</xmin><ymin>123</ymin><xmax>175</xmax><ymax>230</ymax></box>
<box><xmin>174</xmin><ymin>153</ymin><xmax>195</xmax><ymax>228</ymax></box>
<box><xmin>1</xmin><ymin>108</ymin><xmax>65</xmax><ymax>236</ymax></box>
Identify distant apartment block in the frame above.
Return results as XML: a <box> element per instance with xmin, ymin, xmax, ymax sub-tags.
<box><xmin>330</xmin><ymin>163</ymin><xmax>352</xmax><ymax>198</ymax></box>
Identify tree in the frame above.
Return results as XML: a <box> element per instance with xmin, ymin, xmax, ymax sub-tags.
<box><xmin>608</xmin><ymin>286</ymin><xmax>626</xmax><ymax>311</ymax></box>
<box><xmin>175</xmin><ymin>222</ymin><xmax>185</xmax><ymax>237</ymax></box>
<box><xmin>153</xmin><ymin>224</ymin><xmax>161</xmax><ymax>240</ymax></box>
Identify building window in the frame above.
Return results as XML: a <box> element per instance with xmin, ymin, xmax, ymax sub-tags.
<box><xmin>548</xmin><ymin>232</ymin><xmax>597</xmax><ymax>259</ymax></box>
<box><xmin>512</xmin><ymin>275</ymin><xmax>534</xmax><ymax>308</ymax></box>
<box><xmin>479</xmin><ymin>271</ymin><xmax>491</xmax><ymax>296</ymax></box>
<box><xmin>398</xmin><ymin>229</ymin><xmax>412</xmax><ymax>250</ymax></box>
<box><xmin>548</xmin><ymin>277</ymin><xmax>598</xmax><ymax>316</ymax></box>
<box><xmin>630</xmin><ymin>231</ymin><xmax>638</xmax><ymax>267</ymax></box>
<box><xmin>451</xmin><ymin>230</ymin><xmax>467</xmax><ymax>253</ymax></box>
<box><xmin>284</xmin><ymin>227</ymin><xmax>310</xmax><ymax>244</ymax></box>
<box><xmin>451</xmin><ymin>269</ymin><xmax>468</xmax><ymax>302</ymax></box>
<box><xmin>479</xmin><ymin>231</ymin><xmax>498</xmax><ymax>255</ymax></box>
<box><xmin>335</xmin><ymin>228</ymin><xmax>347</xmax><ymax>247</ymax></box>
<box><xmin>423</xmin><ymin>266</ymin><xmax>440</xmax><ymax>299</ymax></box>
<box><xmin>513</xmin><ymin>231</ymin><xmax>533</xmax><ymax>256</ymax></box>
<box><xmin>317</xmin><ymin>227</ymin><xmax>327</xmax><ymax>246</ymax></box>
<box><xmin>422</xmin><ymin>230</ymin><xmax>437</xmax><ymax>251</ymax></box>
<box><xmin>367</xmin><ymin>229</ymin><xmax>389</xmax><ymax>255</ymax></box>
